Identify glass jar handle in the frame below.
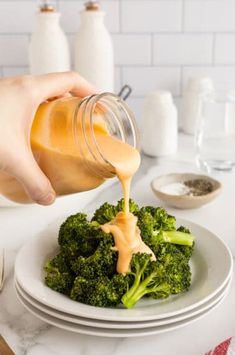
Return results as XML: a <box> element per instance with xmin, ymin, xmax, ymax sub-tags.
<box><xmin>118</xmin><ymin>85</ymin><xmax>132</xmax><ymax>101</ymax></box>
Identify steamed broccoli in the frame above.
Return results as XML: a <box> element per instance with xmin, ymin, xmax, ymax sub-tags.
<box><xmin>44</xmin><ymin>252</ymin><xmax>75</xmax><ymax>295</ymax></box>
<box><xmin>122</xmin><ymin>249</ymin><xmax>191</xmax><ymax>309</ymax></box>
<box><xmin>44</xmin><ymin>199</ymin><xmax>195</xmax><ymax>309</ymax></box>
<box><xmin>116</xmin><ymin>198</ymin><xmax>139</xmax><ymax>214</ymax></box>
<box><xmin>122</xmin><ymin>253</ymin><xmax>171</xmax><ymax>309</ymax></box>
<box><xmin>71</xmin><ymin>240</ymin><xmax>117</xmax><ymax>279</ymax></box>
<box><xmin>175</xmin><ymin>226</ymin><xmax>194</xmax><ymax>260</ymax></box>
<box><xmin>92</xmin><ymin>198</ymin><xmax>139</xmax><ymax>224</ymax></box>
<box><xmin>136</xmin><ymin>206</ymin><xmax>194</xmax><ymax>255</ymax></box>
<box><xmin>58</xmin><ymin>212</ymin><xmax>112</xmax><ymax>259</ymax></box>
<box><xmin>137</xmin><ymin>206</ymin><xmax>176</xmax><ymax>231</ymax></box>
<box><xmin>91</xmin><ymin>203</ymin><xmax>117</xmax><ymax>225</ymax></box>
<box><xmin>156</xmin><ymin>243</ymin><xmax>191</xmax><ymax>294</ymax></box>
<box><xmin>58</xmin><ymin>212</ymin><xmax>88</xmax><ymax>246</ymax></box>
<box><xmin>71</xmin><ymin>274</ymin><xmax>129</xmax><ymax>307</ymax></box>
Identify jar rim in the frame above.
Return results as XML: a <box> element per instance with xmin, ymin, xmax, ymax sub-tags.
<box><xmin>73</xmin><ymin>92</ymin><xmax>140</xmax><ymax>178</ymax></box>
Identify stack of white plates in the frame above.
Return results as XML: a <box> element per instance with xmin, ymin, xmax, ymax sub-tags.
<box><xmin>14</xmin><ymin>218</ymin><xmax>233</xmax><ymax>338</ymax></box>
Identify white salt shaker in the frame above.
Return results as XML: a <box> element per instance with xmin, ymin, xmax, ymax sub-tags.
<box><xmin>182</xmin><ymin>77</ymin><xmax>214</xmax><ymax>135</ymax></box>
<box><xmin>29</xmin><ymin>1</ymin><xmax>70</xmax><ymax>75</ymax></box>
<box><xmin>142</xmin><ymin>91</ymin><xmax>178</xmax><ymax>157</ymax></box>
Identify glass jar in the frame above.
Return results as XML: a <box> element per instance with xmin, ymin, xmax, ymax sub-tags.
<box><xmin>195</xmin><ymin>91</ymin><xmax>235</xmax><ymax>173</ymax></box>
<box><xmin>0</xmin><ymin>93</ymin><xmax>140</xmax><ymax>203</ymax></box>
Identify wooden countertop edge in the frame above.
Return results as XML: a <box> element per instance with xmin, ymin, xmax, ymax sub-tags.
<box><xmin>0</xmin><ymin>335</ymin><xmax>15</xmax><ymax>355</ymax></box>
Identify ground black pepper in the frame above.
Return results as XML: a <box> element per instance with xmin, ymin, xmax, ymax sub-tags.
<box><xmin>184</xmin><ymin>179</ymin><xmax>214</xmax><ymax>196</ymax></box>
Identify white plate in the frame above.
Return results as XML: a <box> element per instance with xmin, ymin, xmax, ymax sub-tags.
<box><xmin>15</xmin><ymin>275</ymin><xmax>232</xmax><ymax>329</ymax></box>
<box><xmin>15</xmin><ymin>285</ymin><xmax>229</xmax><ymax>338</ymax></box>
<box><xmin>0</xmin><ymin>195</ymin><xmax>24</xmax><ymax>207</ymax></box>
<box><xmin>15</xmin><ymin>218</ymin><xmax>233</xmax><ymax>322</ymax></box>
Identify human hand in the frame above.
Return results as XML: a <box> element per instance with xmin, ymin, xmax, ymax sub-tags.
<box><xmin>0</xmin><ymin>72</ymin><xmax>95</xmax><ymax>205</ymax></box>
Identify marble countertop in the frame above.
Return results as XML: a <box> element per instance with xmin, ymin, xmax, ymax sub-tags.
<box><xmin>1</xmin><ymin>134</ymin><xmax>235</xmax><ymax>355</ymax></box>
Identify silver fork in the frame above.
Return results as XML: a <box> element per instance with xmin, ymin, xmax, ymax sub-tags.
<box><xmin>0</xmin><ymin>248</ymin><xmax>5</xmax><ymax>292</ymax></box>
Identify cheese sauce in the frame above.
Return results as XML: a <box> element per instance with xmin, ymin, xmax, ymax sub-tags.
<box><xmin>0</xmin><ymin>94</ymin><xmax>155</xmax><ymax>273</ymax></box>
<box><xmin>100</xmin><ymin>140</ymin><xmax>156</xmax><ymax>274</ymax></box>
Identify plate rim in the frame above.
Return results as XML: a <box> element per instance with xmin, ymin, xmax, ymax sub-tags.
<box><xmin>15</xmin><ymin>275</ymin><xmax>232</xmax><ymax>329</ymax></box>
<box><xmin>15</xmin><ymin>284</ymin><xmax>229</xmax><ymax>338</ymax></box>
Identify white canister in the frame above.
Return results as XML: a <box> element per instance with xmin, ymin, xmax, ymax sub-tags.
<box><xmin>29</xmin><ymin>2</ymin><xmax>70</xmax><ymax>75</ymax></box>
<box><xmin>182</xmin><ymin>77</ymin><xmax>214</xmax><ymax>135</ymax></box>
<box><xmin>142</xmin><ymin>91</ymin><xmax>178</xmax><ymax>157</ymax></box>
<box><xmin>74</xmin><ymin>1</ymin><xmax>114</xmax><ymax>92</ymax></box>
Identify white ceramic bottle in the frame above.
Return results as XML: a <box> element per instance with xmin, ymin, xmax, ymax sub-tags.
<box><xmin>182</xmin><ymin>77</ymin><xmax>214</xmax><ymax>135</ymax></box>
<box><xmin>142</xmin><ymin>91</ymin><xmax>178</xmax><ymax>157</ymax></box>
<box><xmin>74</xmin><ymin>1</ymin><xmax>114</xmax><ymax>92</ymax></box>
<box><xmin>29</xmin><ymin>1</ymin><xmax>70</xmax><ymax>75</ymax></box>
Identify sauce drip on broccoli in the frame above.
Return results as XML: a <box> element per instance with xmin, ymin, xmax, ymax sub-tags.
<box><xmin>101</xmin><ymin>211</ymin><xmax>156</xmax><ymax>274</ymax></box>
<box><xmin>44</xmin><ymin>200</ymin><xmax>195</xmax><ymax>308</ymax></box>
<box><xmin>97</xmin><ymin>136</ymin><xmax>157</xmax><ymax>274</ymax></box>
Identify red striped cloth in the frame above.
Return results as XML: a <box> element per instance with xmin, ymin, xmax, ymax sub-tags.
<box><xmin>206</xmin><ymin>337</ymin><xmax>235</xmax><ymax>355</ymax></box>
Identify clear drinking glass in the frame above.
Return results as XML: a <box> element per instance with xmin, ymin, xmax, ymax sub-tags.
<box><xmin>195</xmin><ymin>91</ymin><xmax>235</xmax><ymax>173</ymax></box>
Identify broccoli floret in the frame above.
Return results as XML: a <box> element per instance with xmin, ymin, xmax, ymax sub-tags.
<box><xmin>92</xmin><ymin>198</ymin><xmax>139</xmax><ymax>224</ymax></box>
<box><xmin>58</xmin><ymin>213</ymin><xmax>88</xmax><ymax>246</ymax></box>
<box><xmin>71</xmin><ymin>274</ymin><xmax>129</xmax><ymax>307</ymax></box>
<box><xmin>71</xmin><ymin>240</ymin><xmax>117</xmax><ymax>279</ymax></box>
<box><xmin>122</xmin><ymin>249</ymin><xmax>191</xmax><ymax>309</ymax></box>
<box><xmin>136</xmin><ymin>209</ymin><xmax>156</xmax><ymax>239</ymax></box>
<box><xmin>44</xmin><ymin>253</ymin><xmax>75</xmax><ymax>295</ymax></box>
<box><xmin>157</xmin><ymin>243</ymin><xmax>191</xmax><ymax>294</ymax></box>
<box><xmin>58</xmin><ymin>213</ymin><xmax>111</xmax><ymax>258</ymax></box>
<box><xmin>116</xmin><ymin>198</ymin><xmax>139</xmax><ymax>214</ymax></box>
<box><xmin>121</xmin><ymin>253</ymin><xmax>171</xmax><ymax>309</ymax></box>
<box><xmin>175</xmin><ymin>226</ymin><xmax>195</xmax><ymax>261</ymax></box>
<box><xmin>176</xmin><ymin>243</ymin><xmax>194</xmax><ymax>261</ymax></box>
<box><xmin>136</xmin><ymin>207</ymin><xmax>194</xmax><ymax>255</ymax></box>
<box><xmin>138</xmin><ymin>206</ymin><xmax>176</xmax><ymax>231</ymax></box>
<box><xmin>92</xmin><ymin>202</ymin><xmax>117</xmax><ymax>224</ymax></box>
<box><xmin>177</xmin><ymin>225</ymin><xmax>191</xmax><ymax>234</ymax></box>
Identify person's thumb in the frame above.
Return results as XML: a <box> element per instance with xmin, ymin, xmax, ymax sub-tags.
<box><xmin>6</xmin><ymin>151</ymin><xmax>56</xmax><ymax>205</ymax></box>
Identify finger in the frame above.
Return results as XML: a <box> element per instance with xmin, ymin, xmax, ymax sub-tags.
<box><xmin>47</xmin><ymin>93</ymin><xmax>72</xmax><ymax>102</ymax></box>
<box><xmin>33</xmin><ymin>72</ymin><xmax>97</xmax><ymax>101</ymax></box>
<box><xmin>6</xmin><ymin>151</ymin><xmax>56</xmax><ymax>205</ymax></box>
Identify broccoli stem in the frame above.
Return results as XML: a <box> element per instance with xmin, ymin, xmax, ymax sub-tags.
<box><xmin>151</xmin><ymin>230</ymin><xmax>194</xmax><ymax>246</ymax></box>
<box><xmin>162</xmin><ymin>231</ymin><xmax>194</xmax><ymax>246</ymax></box>
<box><xmin>122</xmin><ymin>273</ymin><xmax>156</xmax><ymax>309</ymax></box>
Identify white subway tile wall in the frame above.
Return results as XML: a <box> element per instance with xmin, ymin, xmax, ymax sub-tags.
<box><xmin>0</xmin><ymin>0</ymin><xmax>235</xmax><ymax>123</ymax></box>
<box><xmin>153</xmin><ymin>34</ymin><xmax>213</xmax><ymax>65</ymax></box>
<box><xmin>122</xmin><ymin>67</ymin><xmax>181</xmax><ymax>97</ymax></box>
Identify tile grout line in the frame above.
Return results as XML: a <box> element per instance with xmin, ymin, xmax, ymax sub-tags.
<box><xmin>181</xmin><ymin>0</ymin><xmax>185</xmax><ymax>33</ymax></box>
<box><xmin>115</xmin><ymin>64</ymin><xmax>235</xmax><ymax>68</ymax></box>
<box><xmin>57</xmin><ymin>0</ymin><xmax>60</xmax><ymax>11</ymax></box>
<box><xmin>212</xmin><ymin>33</ymin><xmax>216</xmax><ymax>66</ymax></box>
<box><xmin>2</xmin><ymin>32</ymin><xmax>235</xmax><ymax>36</ymax></box>
<box><xmin>119</xmin><ymin>0</ymin><xmax>122</xmax><ymax>33</ymax></box>
<box><xmin>3</xmin><ymin>63</ymin><xmax>235</xmax><ymax>69</ymax></box>
<box><xmin>120</xmin><ymin>66</ymin><xmax>123</xmax><ymax>89</ymax></box>
<box><xmin>180</xmin><ymin>66</ymin><xmax>184</xmax><ymax>96</ymax></box>
<box><xmin>150</xmin><ymin>33</ymin><xmax>154</xmax><ymax>66</ymax></box>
